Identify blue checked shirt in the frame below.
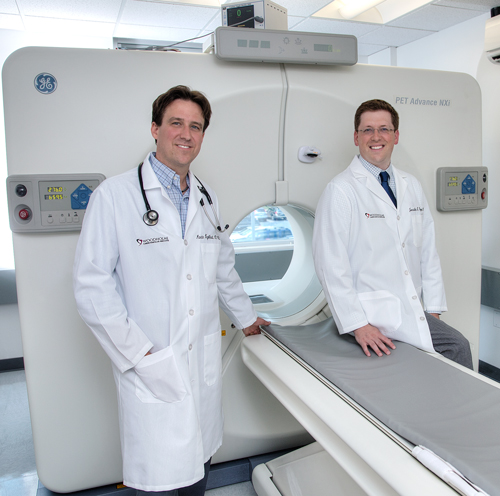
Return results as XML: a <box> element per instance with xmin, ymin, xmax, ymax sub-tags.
<box><xmin>358</xmin><ymin>155</ymin><xmax>397</xmax><ymax>200</ymax></box>
<box><xmin>149</xmin><ymin>153</ymin><xmax>190</xmax><ymax>238</ymax></box>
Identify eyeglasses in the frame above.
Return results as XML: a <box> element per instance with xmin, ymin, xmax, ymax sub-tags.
<box><xmin>357</xmin><ymin>127</ymin><xmax>394</xmax><ymax>136</ymax></box>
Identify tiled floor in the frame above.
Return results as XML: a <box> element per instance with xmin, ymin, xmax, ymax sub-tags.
<box><xmin>0</xmin><ymin>370</ymin><xmax>257</xmax><ymax>496</ymax></box>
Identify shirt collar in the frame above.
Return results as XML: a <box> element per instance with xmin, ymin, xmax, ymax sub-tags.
<box><xmin>358</xmin><ymin>154</ymin><xmax>394</xmax><ymax>180</ymax></box>
<box><xmin>149</xmin><ymin>152</ymin><xmax>190</xmax><ymax>192</ymax></box>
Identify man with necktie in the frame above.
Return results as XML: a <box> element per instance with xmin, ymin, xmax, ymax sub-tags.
<box><xmin>312</xmin><ymin>99</ymin><xmax>472</xmax><ymax>368</ymax></box>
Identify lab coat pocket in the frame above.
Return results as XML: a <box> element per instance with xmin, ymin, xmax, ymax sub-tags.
<box><xmin>201</xmin><ymin>242</ymin><xmax>221</xmax><ymax>284</ymax></box>
<box><xmin>204</xmin><ymin>331</ymin><xmax>221</xmax><ymax>386</ymax></box>
<box><xmin>358</xmin><ymin>290</ymin><xmax>402</xmax><ymax>335</ymax></box>
<box><xmin>411</xmin><ymin>213</ymin><xmax>423</xmax><ymax>248</ymax></box>
<box><xmin>135</xmin><ymin>347</ymin><xmax>187</xmax><ymax>403</ymax></box>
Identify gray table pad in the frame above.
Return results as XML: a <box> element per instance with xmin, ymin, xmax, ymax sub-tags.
<box><xmin>264</xmin><ymin>318</ymin><xmax>500</xmax><ymax>496</ymax></box>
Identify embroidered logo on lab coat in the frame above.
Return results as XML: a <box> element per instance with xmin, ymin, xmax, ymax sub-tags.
<box><xmin>136</xmin><ymin>237</ymin><xmax>169</xmax><ymax>246</ymax></box>
<box><xmin>365</xmin><ymin>213</ymin><xmax>385</xmax><ymax>219</ymax></box>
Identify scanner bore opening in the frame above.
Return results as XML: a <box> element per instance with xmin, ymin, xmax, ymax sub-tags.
<box><xmin>230</xmin><ymin>204</ymin><xmax>326</xmax><ymax>324</ymax></box>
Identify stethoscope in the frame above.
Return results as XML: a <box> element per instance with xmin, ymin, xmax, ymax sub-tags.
<box><xmin>138</xmin><ymin>162</ymin><xmax>229</xmax><ymax>232</ymax></box>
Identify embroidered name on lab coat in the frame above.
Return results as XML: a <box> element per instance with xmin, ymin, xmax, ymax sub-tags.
<box><xmin>196</xmin><ymin>234</ymin><xmax>221</xmax><ymax>240</ymax></box>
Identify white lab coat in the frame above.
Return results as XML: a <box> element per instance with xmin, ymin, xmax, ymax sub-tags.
<box><xmin>312</xmin><ymin>156</ymin><xmax>447</xmax><ymax>353</ymax></box>
<box><xmin>73</xmin><ymin>153</ymin><xmax>257</xmax><ymax>492</ymax></box>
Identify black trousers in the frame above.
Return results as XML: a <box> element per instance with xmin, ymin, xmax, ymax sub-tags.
<box><xmin>426</xmin><ymin>312</ymin><xmax>473</xmax><ymax>369</ymax></box>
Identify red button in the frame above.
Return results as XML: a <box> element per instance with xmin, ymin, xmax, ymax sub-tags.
<box><xmin>481</xmin><ymin>191</ymin><xmax>486</xmax><ymax>200</ymax></box>
<box><xmin>19</xmin><ymin>209</ymin><xmax>30</xmax><ymax>220</ymax></box>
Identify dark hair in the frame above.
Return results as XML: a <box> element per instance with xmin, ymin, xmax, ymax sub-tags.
<box><xmin>152</xmin><ymin>85</ymin><xmax>212</xmax><ymax>132</ymax></box>
<box><xmin>354</xmin><ymin>99</ymin><xmax>399</xmax><ymax>131</ymax></box>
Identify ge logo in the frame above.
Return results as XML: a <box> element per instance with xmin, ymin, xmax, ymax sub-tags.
<box><xmin>34</xmin><ymin>73</ymin><xmax>57</xmax><ymax>94</ymax></box>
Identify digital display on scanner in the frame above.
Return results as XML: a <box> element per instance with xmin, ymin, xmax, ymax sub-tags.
<box><xmin>314</xmin><ymin>44</ymin><xmax>333</xmax><ymax>52</ymax></box>
<box><xmin>38</xmin><ymin>179</ymin><xmax>100</xmax><ymax>211</ymax></box>
<box><xmin>228</xmin><ymin>6</ymin><xmax>254</xmax><ymax>28</ymax></box>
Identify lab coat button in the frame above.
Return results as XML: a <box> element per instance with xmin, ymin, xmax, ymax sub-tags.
<box><xmin>397</xmin><ymin>215</ymin><xmax>400</xmax><ymax>220</ymax></box>
<box><xmin>189</xmin><ymin>344</ymin><xmax>193</xmax><ymax>351</ymax></box>
<box><xmin>189</xmin><ymin>309</ymin><xmax>194</xmax><ymax>316</ymax></box>
<box><xmin>402</xmin><ymin>243</ymin><xmax>405</xmax><ymax>248</ymax></box>
<box><xmin>404</xmin><ymin>270</ymin><xmax>409</xmax><ymax>275</ymax></box>
<box><xmin>420</xmin><ymin>316</ymin><xmax>425</xmax><ymax>321</ymax></box>
<box><xmin>184</xmin><ymin>239</ymin><xmax>188</xmax><ymax>245</ymax></box>
<box><xmin>412</xmin><ymin>295</ymin><xmax>417</xmax><ymax>300</ymax></box>
<box><xmin>187</xmin><ymin>274</ymin><xmax>192</xmax><ymax>280</ymax></box>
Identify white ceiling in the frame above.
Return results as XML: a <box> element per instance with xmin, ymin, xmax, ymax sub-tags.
<box><xmin>0</xmin><ymin>0</ymin><xmax>498</xmax><ymax>56</ymax></box>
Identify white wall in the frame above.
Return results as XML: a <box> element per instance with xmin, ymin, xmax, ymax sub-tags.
<box><xmin>477</xmin><ymin>50</ymin><xmax>500</xmax><ymax>369</ymax></box>
<box><xmin>367</xmin><ymin>13</ymin><xmax>489</xmax><ymax>76</ymax></box>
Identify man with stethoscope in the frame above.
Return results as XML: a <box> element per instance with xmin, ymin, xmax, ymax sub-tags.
<box><xmin>73</xmin><ymin>85</ymin><xmax>268</xmax><ymax>495</ymax></box>
<box><xmin>312</xmin><ymin>99</ymin><xmax>472</xmax><ymax>368</ymax></box>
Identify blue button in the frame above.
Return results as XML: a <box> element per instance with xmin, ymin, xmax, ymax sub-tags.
<box><xmin>71</xmin><ymin>184</ymin><xmax>93</xmax><ymax>210</ymax></box>
<box><xmin>462</xmin><ymin>174</ymin><xmax>476</xmax><ymax>194</ymax></box>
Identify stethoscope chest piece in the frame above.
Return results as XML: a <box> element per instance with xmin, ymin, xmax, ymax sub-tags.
<box><xmin>143</xmin><ymin>209</ymin><xmax>159</xmax><ymax>226</ymax></box>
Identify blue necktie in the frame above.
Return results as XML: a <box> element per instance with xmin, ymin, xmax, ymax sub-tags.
<box><xmin>380</xmin><ymin>171</ymin><xmax>397</xmax><ymax>207</ymax></box>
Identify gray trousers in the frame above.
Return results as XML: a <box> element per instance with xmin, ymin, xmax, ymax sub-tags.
<box><xmin>425</xmin><ymin>312</ymin><xmax>473</xmax><ymax>369</ymax></box>
<box><xmin>136</xmin><ymin>459</ymin><xmax>211</xmax><ymax>496</ymax></box>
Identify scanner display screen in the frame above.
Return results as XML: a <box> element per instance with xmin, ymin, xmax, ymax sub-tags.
<box><xmin>227</xmin><ymin>5</ymin><xmax>255</xmax><ymax>28</ymax></box>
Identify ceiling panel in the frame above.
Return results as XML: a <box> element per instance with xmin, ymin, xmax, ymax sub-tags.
<box><xmin>19</xmin><ymin>0</ymin><xmax>123</xmax><ymax>22</ymax></box>
<box><xmin>287</xmin><ymin>16</ymin><xmax>306</xmax><ymax>29</ymax></box>
<box><xmin>290</xmin><ymin>17</ymin><xmax>379</xmax><ymax>37</ymax></box>
<box><xmin>358</xmin><ymin>42</ymin><xmax>389</xmax><ymax>56</ymax></box>
<box><xmin>203</xmin><ymin>11</ymin><xmax>222</xmax><ymax>32</ymax></box>
<box><xmin>0</xmin><ymin>0</ymin><xmax>19</xmax><ymax>15</ymax></box>
<box><xmin>435</xmin><ymin>0</ymin><xmax>499</xmax><ymax>10</ymax></box>
<box><xmin>388</xmin><ymin>4</ymin><xmax>487</xmax><ymax>30</ymax></box>
<box><xmin>0</xmin><ymin>13</ymin><xmax>23</xmax><ymax>30</ymax></box>
<box><xmin>23</xmin><ymin>16</ymin><xmax>115</xmax><ymax>36</ymax></box>
<box><xmin>358</xmin><ymin>25</ymin><xmax>435</xmax><ymax>46</ymax></box>
<box><xmin>273</xmin><ymin>0</ymin><xmax>332</xmax><ymax>18</ymax></box>
<box><xmin>121</xmin><ymin>0</ymin><xmax>217</xmax><ymax>28</ymax></box>
<box><xmin>0</xmin><ymin>0</ymin><xmax>496</xmax><ymax>55</ymax></box>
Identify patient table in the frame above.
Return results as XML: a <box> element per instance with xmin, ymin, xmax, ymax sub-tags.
<box><xmin>244</xmin><ymin>319</ymin><xmax>500</xmax><ymax>496</ymax></box>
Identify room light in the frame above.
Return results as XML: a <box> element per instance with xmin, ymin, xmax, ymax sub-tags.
<box><xmin>338</xmin><ymin>0</ymin><xmax>386</xmax><ymax>20</ymax></box>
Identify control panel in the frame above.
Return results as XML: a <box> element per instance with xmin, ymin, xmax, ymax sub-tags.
<box><xmin>7</xmin><ymin>173</ymin><xmax>105</xmax><ymax>233</ymax></box>
<box><xmin>215</xmin><ymin>27</ymin><xmax>357</xmax><ymax>65</ymax></box>
<box><xmin>436</xmin><ymin>167</ymin><xmax>488</xmax><ymax>212</ymax></box>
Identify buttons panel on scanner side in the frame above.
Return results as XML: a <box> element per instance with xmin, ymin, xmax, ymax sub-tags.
<box><xmin>7</xmin><ymin>173</ymin><xmax>105</xmax><ymax>233</ymax></box>
<box><xmin>437</xmin><ymin>167</ymin><xmax>488</xmax><ymax>212</ymax></box>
